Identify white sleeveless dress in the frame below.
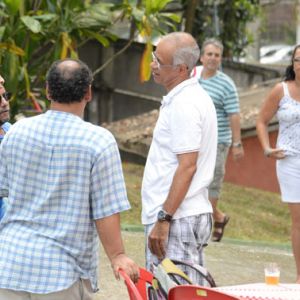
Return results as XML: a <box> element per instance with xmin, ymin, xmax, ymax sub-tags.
<box><xmin>276</xmin><ymin>82</ymin><xmax>300</xmax><ymax>202</ymax></box>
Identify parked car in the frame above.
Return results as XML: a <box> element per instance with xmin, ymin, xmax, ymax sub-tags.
<box><xmin>260</xmin><ymin>45</ymin><xmax>294</xmax><ymax>64</ymax></box>
<box><xmin>260</xmin><ymin>44</ymin><xmax>288</xmax><ymax>58</ymax></box>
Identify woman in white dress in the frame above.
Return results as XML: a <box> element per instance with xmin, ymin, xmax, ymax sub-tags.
<box><xmin>257</xmin><ymin>44</ymin><xmax>300</xmax><ymax>284</ymax></box>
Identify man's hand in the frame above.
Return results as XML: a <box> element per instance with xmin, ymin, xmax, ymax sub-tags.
<box><xmin>111</xmin><ymin>253</ymin><xmax>140</xmax><ymax>283</ymax></box>
<box><xmin>95</xmin><ymin>214</ymin><xmax>139</xmax><ymax>283</ymax></box>
<box><xmin>232</xmin><ymin>146</ymin><xmax>244</xmax><ymax>161</ymax></box>
<box><xmin>148</xmin><ymin>221</ymin><xmax>170</xmax><ymax>259</ymax></box>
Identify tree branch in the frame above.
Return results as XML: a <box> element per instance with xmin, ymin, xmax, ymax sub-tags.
<box><xmin>93</xmin><ymin>10</ymin><xmax>139</xmax><ymax>77</ymax></box>
<box><xmin>92</xmin><ymin>36</ymin><xmax>135</xmax><ymax>77</ymax></box>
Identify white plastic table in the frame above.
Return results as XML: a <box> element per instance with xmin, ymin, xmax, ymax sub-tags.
<box><xmin>216</xmin><ymin>283</ymin><xmax>300</xmax><ymax>300</ymax></box>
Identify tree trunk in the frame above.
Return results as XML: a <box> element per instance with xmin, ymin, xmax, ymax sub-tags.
<box><xmin>184</xmin><ymin>0</ymin><xmax>199</xmax><ymax>33</ymax></box>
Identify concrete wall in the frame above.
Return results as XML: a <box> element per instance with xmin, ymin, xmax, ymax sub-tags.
<box><xmin>79</xmin><ymin>40</ymin><xmax>163</xmax><ymax>124</ymax></box>
<box><xmin>223</xmin><ymin>61</ymin><xmax>282</xmax><ymax>89</ymax></box>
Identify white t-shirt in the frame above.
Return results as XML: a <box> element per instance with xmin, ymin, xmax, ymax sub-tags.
<box><xmin>141</xmin><ymin>77</ymin><xmax>217</xmax><ymax>225</ymax></box>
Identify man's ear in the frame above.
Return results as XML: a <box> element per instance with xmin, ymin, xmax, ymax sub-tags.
<box><xmin>179</xmin><ymin>64</ymin><xmax>189</xmax><ymax>75</ymax></box>
<box><xmin>45</xmin><ymin>83</ymin><xmax>51</xmax><ymax>100</ymax></box>
<box><xmin>84</xmin><ymin>85</ymin><xmax>92</xmax><ymax>103</ymax></box>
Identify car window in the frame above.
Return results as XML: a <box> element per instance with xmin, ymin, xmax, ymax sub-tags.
<box><xmin>264</xmin><ymin>49</ymin><xmax>278</xmax><ymax>57</ymax></box>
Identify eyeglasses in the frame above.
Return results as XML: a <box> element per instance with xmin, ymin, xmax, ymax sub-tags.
<box><xmin>294</xmin><ymin>57</ymin><xmax>300</xmax><ymax>63</ymax></box>
<box><xmin>0</xmin><ymin>92</ymin><xmax>11</xmax><ymax>104</ymax></box>
<box><xmin>151</xmin><ymin>52</ymin><xmax>176</xmax><ymax>69</ymax></box>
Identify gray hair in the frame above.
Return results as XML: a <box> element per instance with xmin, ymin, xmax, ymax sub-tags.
<box><xmin>173</xmin><ymin>45</ymin><xmax>200</xmax><ymax>71</ymax></box>
<box><xmin>162</xmin><ymin>32</ymin><xmax>200</xmax><ymax>71</ymax></box>
<box><xmin>201</xmin><ymin>38</ymin><xmax>224</xmax><ymax>55</ymax></box>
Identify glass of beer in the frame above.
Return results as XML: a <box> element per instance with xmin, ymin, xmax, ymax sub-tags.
<box><xmin>264</xmin><ymin>263</ymin><xmax>280</xmax><ymax>285</ymax></box>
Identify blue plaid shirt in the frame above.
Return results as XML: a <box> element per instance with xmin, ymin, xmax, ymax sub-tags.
<box><xmin>0</xmin><ymin>122</ymin><xmax>11</xmax><ymax>143</ymax></box>
<box><xmin>0</xmin><ymin>110</ymin><xmax>130</xmax><ymax>293</ymax></box>
<box><xmin>0</xmin><ymin>122</ymin><xmax>11</xmax><ymax>220</ymax></box>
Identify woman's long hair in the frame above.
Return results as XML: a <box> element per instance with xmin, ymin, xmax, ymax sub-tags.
<box><xmin>284</xmin><ymin>44</ymin><xmax>300</xmax><ymax>81</ymax></box>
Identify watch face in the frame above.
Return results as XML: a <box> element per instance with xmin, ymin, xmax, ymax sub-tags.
<box><xmin>158</xmin><ymin>210</ymin><xmax>165</xmax><ymax>220</ymax></box>
<box><xmin>157</xmin><ymin>210</ymin><xmax>172</xmax><ymax>222</ymax></box>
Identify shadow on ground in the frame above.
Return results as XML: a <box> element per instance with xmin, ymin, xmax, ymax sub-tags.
<box><xmin>92</xmin><ymin>231</ymin><xmax>295</xmax><ymax>300</ymax></box>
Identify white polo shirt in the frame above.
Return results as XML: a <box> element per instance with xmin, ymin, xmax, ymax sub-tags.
<box><xmin>141</xmin><ymin>77</ymin><xmax>217</xmax><ymax>225</ymax></box>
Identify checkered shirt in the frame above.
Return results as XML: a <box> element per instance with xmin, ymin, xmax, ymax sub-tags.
<box><xmin>0</xmin><ymin>110</ymin><xmax>130</xmax><ymax>293</ymax></box>
<box><xmin>0</xmin><ymin>122</ymin><xmax>11</xmax><ymax>143</ymax></box>
<box><xmin>0</xmin><ymin>122</ymin><xmax>11</xmax><ymax>220</ymax></box>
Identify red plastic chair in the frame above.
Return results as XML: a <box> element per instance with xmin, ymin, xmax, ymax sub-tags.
<box><xmin>119</xmin><ymin>267</ymin><xmax>157</xmax><ymax>300</ymax></box>
<box><xmin>168</xmin><ymin>285</ymin><xmax>240</xmax><ymax>300</ymax></box>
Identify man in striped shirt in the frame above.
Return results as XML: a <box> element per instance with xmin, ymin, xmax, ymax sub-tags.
<box><xmin>0</xmin><ymin>59</ymin><xmax>139</xmax><ymax>300</ymax></box>
<box><xmin>192</xmin><ymin>38</ymin><xmax>244</xmax><ymax>242</ymax></box>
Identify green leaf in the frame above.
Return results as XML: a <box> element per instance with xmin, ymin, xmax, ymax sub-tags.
<box><xmin>131</xmin><ymin>7</ymin><xmax>144</xmax><ymax>22</ymax></box>
<box><xmin>2</xmin><ymin>51</ymin><xmax>20</xmax><ymax>92</ymax></box>
<box><xmin>84</xmin><ymin>30</ymin><xmax>110</xmax><ymax>47</ymax></box>
<box><xmin>147</xmin><ymin>0</ymin><xmax>172</xmax><ymax>13</ymax></box>
<box><xmin>34</xmin><ymin>14</ymin><xmax>57</xmax><ymax>22</ymax></box>
<box><xmin>106</xmin><ymin>32</ymin><xmax>118</xmax><ymax>42</ymax></box>
<box><xmin>21</xmin><ymin>16</ymin><xmax>42</xmax><ymax>33</ymax></box>
<box><xmin>0</xmin><ymin>42</ymin><xmax>25</xmax><ymax>56</ymax></box>
<box><xmin>3</xmin><ymin>0</ymin><xmax>22</xmax><ymax>15</ymax></box>
<box><xmin>0</xmin><ymin>26</ymin><xmax>5</xmax><ymax>41</ymax></box>
<box><xmin>163</xmin><ymin>13</ymin><xmax>181</xmax><ymax>23</ymax></box>
<box><xmin>73</xmin><ymin>2</ymin><xmax>113</xmax><ymax>29</ymax></box>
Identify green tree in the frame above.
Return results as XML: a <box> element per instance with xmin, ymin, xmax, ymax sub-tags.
<box><xmin>0</xmin><ymin>0</ymin><xmax>179</xmax><ymax>120</ymax></box>
<box><xmin>182</xmin><ymin>0</ymin><xmax>260</xmax><ymax>58</ymax></box>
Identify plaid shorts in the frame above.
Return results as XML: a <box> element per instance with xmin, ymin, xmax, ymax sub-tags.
<box><xmin>145</xmin><ymin>213</ymin><xmax>212</xmax><ymax>285</ymax></box>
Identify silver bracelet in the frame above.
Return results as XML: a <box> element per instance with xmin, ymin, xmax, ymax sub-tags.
<box><xmin>264</xmin><ymin>148</ymin><xmax>272</xmax><ymax>157</ymax></box>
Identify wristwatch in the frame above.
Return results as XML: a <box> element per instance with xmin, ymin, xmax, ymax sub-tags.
<box><xmin>232</xmin><ymin>141</ymin><xmax>242</xmax><ymax>148</ymax></box>
<box><xmin>157</xmin><ymin>210</ymin><xmax>173</xmax><ymax>222</ymax></box>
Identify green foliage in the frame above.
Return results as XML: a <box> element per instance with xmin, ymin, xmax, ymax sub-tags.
<box><xmin>183</xmin><ymin>0</ymin><xmax>260</xmax><ymax>58</ymax></box>
<box><xmin>0</xmin><ymin>0</ymin><xmax>178</xmax><ymax>121</ymax></box>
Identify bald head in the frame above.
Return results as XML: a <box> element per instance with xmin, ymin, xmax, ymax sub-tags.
<box><xmin>160</xmin><ymin>32</ymin><xmax>200</xmax><ymax>71</ymax></box>
<box><xmin>161</xmin><ymin>32</ymin><xmax>197</xmax><ymax>48</ymax></box>
<box><xmin>46</xmin><ymin>59</ymin><xmax>93</xmax><ymax>104</ymax></box>
<box><xmin>56</xmin><ymin>60</ymin><xmax>84</xmax><ymax>80</ymax></box>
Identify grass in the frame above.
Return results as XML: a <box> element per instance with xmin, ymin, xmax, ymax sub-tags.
<box><xmin>121</xmin><ymin>161</ymin><xmax>291</xmax><ymax>245</ymax></box>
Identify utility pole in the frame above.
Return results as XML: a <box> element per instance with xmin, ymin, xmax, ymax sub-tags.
<box><xmin>297</xmin><ymin>0</ymin><xmax>300</xmax><ymax>44</ymax></box>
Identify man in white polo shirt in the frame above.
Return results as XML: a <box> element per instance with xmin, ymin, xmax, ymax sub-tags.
<box><xmin>141</xmin><ymin>32</ymin><xmax>217</xmax><ymax>284</ymax></box>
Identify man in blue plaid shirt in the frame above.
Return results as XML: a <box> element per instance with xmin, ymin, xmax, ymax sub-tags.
<box><xmin>0</xmin><ymin>74</ymin><xmax>11</xmax><ymax>221</ymax></box>
<box><xmin>0</xmin><ymin>59</ymin><xmax>139</xmax><ymax>300</ymax></box>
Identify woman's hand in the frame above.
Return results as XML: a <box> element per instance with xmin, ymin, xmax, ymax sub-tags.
<box><xmin>264</xmin><ymin>148</ymin><xmax>286</xmax><ymax>159</ymax></box>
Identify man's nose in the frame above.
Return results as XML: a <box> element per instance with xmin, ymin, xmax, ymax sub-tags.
<box><xmin>150</xmin><ymin>61</ymin><xmax>158</xmax><ymax>70</ymax></box>
<box><xmin>0</xmin><ymin>75</ymin><xmax>4</xmax><ymax>85</ymax></box>
<box><xmin>0</xmin><ymin>95</ymin><xmax>9</xmax><ymax>106</ymax></box>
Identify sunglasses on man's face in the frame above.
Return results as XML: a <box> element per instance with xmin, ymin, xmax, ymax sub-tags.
<box><xmin>0</xmin><ymin>92</ymin><xmax>11</xmax><ymax>103</ymax></box>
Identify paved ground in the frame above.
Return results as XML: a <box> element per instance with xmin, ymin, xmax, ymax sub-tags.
<box><xmin>92</xmin><ymin>231</ymin><xmax>295</xmax><ymax>300</ymax></box>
